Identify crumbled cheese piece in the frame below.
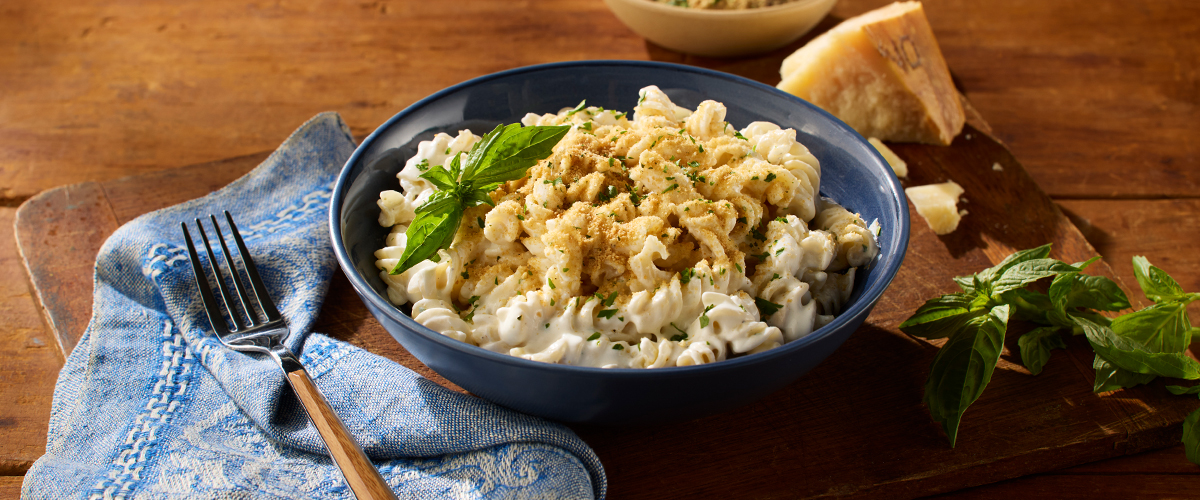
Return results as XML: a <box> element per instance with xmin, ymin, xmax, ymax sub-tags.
<box><xmin>777</xmin><ymin>1</ymin><xmax>964</xmax><ymax>145</ymax></box>
<box><xmin>991</xmin><ymin>162</ymin><xmax>1003</xmax><ymax>172</ymax></box>
<box><xmin>868</xmin><ymin>137</ymin><xmax>907</xmax><ymax>177</ymax></box>
<box><xmin>905</xmin><ymin>181</ymin><xmax>965</xmax><ymax>235</ymax></box>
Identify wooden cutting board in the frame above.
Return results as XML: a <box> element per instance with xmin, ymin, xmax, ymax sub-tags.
<box><xmin>15</xmin><ymin>100</ymin><xmax>1197</xmax><ymax>499</ymax></box>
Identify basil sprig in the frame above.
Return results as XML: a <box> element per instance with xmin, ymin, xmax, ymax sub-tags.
<box><xmin>390</xmin><ymin>123</ymin><xmax>569</xmax><ymax>275</ymax></box>
<box><xmin>902</xmin><ymin>244</ymin><xmax>1200</xmax><ymax>457</ymax></box>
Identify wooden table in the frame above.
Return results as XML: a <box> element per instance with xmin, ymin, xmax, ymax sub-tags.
<box><xmin>2</xmin><ymin>0</ymin><xmax>1197</xmax><ymax>497</ymax></box>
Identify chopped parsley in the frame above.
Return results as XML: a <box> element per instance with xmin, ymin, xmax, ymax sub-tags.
<box><xmin>463</xmin><ymin>295</ymin><xmax>481</xmax><ymax>322</ymax></box>
<box><xmin>598</xmin><ymin>185</ymin><xmax>618</xmax><ymax>202</ymax></box>
<box><xmin>699</xmin><ymin>304</ymin><xmax>715</xmax><ymax>328</ymax></box>
<box><xmin>628</xmin><ymin>185</ymin><xmax>643</xmax><ymax>206</ymax></box>
<box><xmin>565</xmin><ymin>100</ymin><xmax>587</xmax><ymax>117</ymax></box>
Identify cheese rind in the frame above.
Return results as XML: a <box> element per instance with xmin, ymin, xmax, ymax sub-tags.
<box><xmin>778</xmin><ymin>1</ymin><xmax>964</xmax><ymax>145</ymax></box>
<box><xmin>905</xmin><ymin>181</ymin><xmax>965</xmax><ymax>235</ymax></box>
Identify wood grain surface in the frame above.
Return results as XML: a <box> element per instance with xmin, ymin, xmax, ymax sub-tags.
<box><xmin>3</xmin><ymin>0</ymin><xmax>1198</xmax><ymax>498</ymax></box>
<box><xmin>0</xmin><ymin>209</ymin><xmax>62</xmax><ymax>478</ymax></box>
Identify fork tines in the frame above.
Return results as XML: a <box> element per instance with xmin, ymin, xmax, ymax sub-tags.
<box><xmin>182</xmin><ymin>211</ymin><xmax>282</xmax><ymax>335</ymax></box>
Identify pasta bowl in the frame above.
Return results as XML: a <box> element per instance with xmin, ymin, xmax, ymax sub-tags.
<box><xmin>603</xmin><ymin>0</ymin><xmax>837</xmax><ymax>57</ymax></box>
<box><xmin>330</xmin><ymin>60</ymin><xmax>908</xmax><ymax>423</ymax></box>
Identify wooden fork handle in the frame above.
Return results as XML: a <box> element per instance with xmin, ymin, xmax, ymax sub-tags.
<box><xmin>285</xmin><ymin>367</ymin><xmax>399</xmax><ymax>500</ymax></box>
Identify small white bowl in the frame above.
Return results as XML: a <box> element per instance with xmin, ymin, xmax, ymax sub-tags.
<box><xmin>605</xmin><ymin>0</ymin><xmax>837</xmax><ymax>57</ymax></box>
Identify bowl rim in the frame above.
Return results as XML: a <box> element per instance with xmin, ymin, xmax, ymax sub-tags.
<box><xmin>606</xmin><ymin>0</ymin><xmax>835</xmax><ymax>19</ymax></box>
<box><xmin>330</xmin><ymin>59</ymin><xmax>909</xmax><ymax>379</ymax></box>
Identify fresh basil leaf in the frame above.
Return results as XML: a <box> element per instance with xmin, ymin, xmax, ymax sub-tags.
<box><xmin>396</xmin><ymin>121</ymin><xmax>570</xmax><ymax>275</ymax></box>
<box><xmin>461</xmin><ymin>187</ymin><xmax>495</xmax><ymax>208</ymax></box>
<box><xmin>975</xmin><ymin>244</ymin><xmax>1052</xmax><ymax>287</ymax></box>
<box><xmin>474</xmin><ymin>181</ymin><xmax>502</xmax><ymax>193</ymax></box>
<box><xmin>413</xmin><ymin>189</ymin><xmax>456</xmax><ymax>212</ymax></box>
<box><xmin>991</xmin><ymin>259</ymin><xmax>1081</xmax><ymax>295</ymax></box>
<box><xmin>1185</xmin><ymin>407</ymin><xmax>1200</xmax><ymax>465</ymax></box>
<box><xmin>419</xmin><ymin>165</ymin><xmax>457</xmax><ymax>191</ymax></box>
<box><xmin>1066</xmin><ymin>310</ymin><xmax>1112</xmax><ymax>331</ymax></box>
<box><xmin>969</xmin><ymin>293</ymin><xmax>992</xmax><ymax>311</ymax></box>
<box><xmin>1018</xmin><ymin>326</ymin><xmax>1066</xmax><ymax>375</ymax></box>
<box><xmin>1167</xmin><ymin>385</ymin><xmax>1200</xmax><ymax>396</ymax></box>
<box><xmin>924</xmin><ymin>304</ymin><xmax>1009</xmax><ymax>447</ymax></box>
<box><xmin>1132</xmin><ymin>256</ymin><xmax>1187</xmax><ymax>304</ymax></box>
<box><xmin>1047</xmin><ymin>307</ymin><xmax>1075</xmax><ymax>330</ymax></box>
<box><xmin>463</xmin><ymin>125</ymin><xmax>571</xmax><ymax>185</ymax></box>
<box><xmin>1049</xmin><ymin>272</ymin><xmax>1130</xmax><ymax>313</ymax></box>
<box><xmin>900</xmin><ymin>293</ymin><xmax>981</xmax><ymax>339</ymax></box>
<box><xmin>458</xmin><ymin>124</ymin><xmax>512</xmax><ymax>180</ymax></box>
<box><xmin>999</xmin><ymin>288</ymin><xmax>1054</xmax><ymax>324</ymax></box>
<box><xmin>1111</xmin><ymin>301</ymin><xmax>1193</xmax><ymax>353</ymax></box>
<box><xmin>390</xmin><ymin>196</ymin><xmax>463</xmax><ymax>275</ymax></box>
<box><xmin>953</xmin><ymin>275</ymin><xmax>976</xmax><ymax>294</ymax></box>
<box><xmin>1075</xmin><ymin>315</ymin><xmax>1200</xmax><ymax>379</ymax></box>
<box><xmin>1092</xmin><ymin>354</ymin><xmax>1156</xmax><ymax>393</ymax></box>
<box><xmin>448</xmin><ymin>148</ymin><xmax>463</xmax><ymax>179</ymax></box>
<box><xmin>1071</xmin><ymin>255</ymin><xmax>1102</xmax><ymax>271</ymax></box>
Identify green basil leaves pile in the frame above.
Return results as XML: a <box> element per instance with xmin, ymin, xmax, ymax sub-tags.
<box><xmin>901</xmin><ymin>244</ymin><xmax>1200</xmax><ymax>462</ymax></box>
<box><xmin>389</xmin><ymin>123</ymin><xmax>570</xmax><ymax>275</ymax></box>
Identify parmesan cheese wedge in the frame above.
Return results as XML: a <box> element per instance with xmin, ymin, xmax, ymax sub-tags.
<box><xmin>778</xmin><ymin>1</ymin><xmax>964</xmax><ymax>145</ymax></box>
<box><xmin>905</xmin><ymin>181</ymin><xmax>965</xmax><ymax>235</ymax></box>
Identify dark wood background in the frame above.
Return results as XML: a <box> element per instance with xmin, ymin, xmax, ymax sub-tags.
<box><xmin>2</xmin><ymin>0</ymin><xmax>1198</xmax><ymax>497</ymax></box>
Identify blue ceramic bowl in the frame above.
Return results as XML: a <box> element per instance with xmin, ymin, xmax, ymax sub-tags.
<box><xmin>330</xmin><ymin>60</ymin><xmax>909</xmax><ymax>423</ymax></box>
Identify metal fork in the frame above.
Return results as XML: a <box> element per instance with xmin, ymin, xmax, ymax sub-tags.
<box><xmin>182</xmin><ymin>212</ymin><xmax>397</xmax><ymax>500</ymax></box>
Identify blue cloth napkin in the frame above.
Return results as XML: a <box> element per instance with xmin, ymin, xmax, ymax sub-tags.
<box><xmin>22</xmin><ymin>113</ymin><xmax>606</xmax><ymax>500</ymax></box>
